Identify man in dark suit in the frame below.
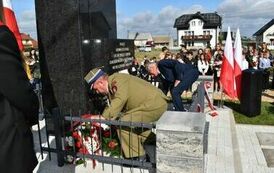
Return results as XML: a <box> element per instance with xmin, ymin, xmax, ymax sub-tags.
<box><xmin>0</xmin><ymin>23</ymin><xmax>39</xmax><ymax>173</ymax></box>
<box><xmin>147</xmin><ymin>59</ymin><xmax>199</xmax><ymax>111</ymax></box>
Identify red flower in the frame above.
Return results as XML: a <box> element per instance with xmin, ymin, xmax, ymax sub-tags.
<box><xmin>108</xmin><ymin>140</ymin><xmax>118</xmax><ymax>150</ymax></box>
<box><xmin>72</xmin><ymin>131</ymin><xmax>80</xmax><ymax>139</ymax></box>
<box><xmin>79</xmin><ymin>147</ymin><xmax>88</xmax><ymax>154</ymax></box>
<box><xmin>75</xmin><ymin>141</ymin><xmax>82</xmax><ymax>148</ymax></box>
<box><xmin>103</xmin><ymin>130</ymin><xmax>111</xmax><ymax>138</ymax></box>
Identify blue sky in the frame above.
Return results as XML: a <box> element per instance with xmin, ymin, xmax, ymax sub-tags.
<box><xmin>117</xmin><ymin>0</ymin><xmax>222</xmax><ymax>17</ymax></box>
<box><xmin>10</xmin><ymin>0</ymin><xmax>274</xmax><ymax>39</ymax></box>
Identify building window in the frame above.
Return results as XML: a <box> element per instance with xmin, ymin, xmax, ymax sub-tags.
<box><xmin>192</xmin><ymin>42</ymin><xmax>194</xmax><ymax>46</ymax></box>
<box><xmin>270</xmin><ymin>39</ymin><xmax>274</xmax><ymax>45</ymax></box>
<box><xmin>192</xmin><ymin>31</ymin><xmax>194</xmax><ymax>35</ymax></box>
<box><xmin>191</xmin><ymin>21</ymin><xmax>195</xmax><ymax>26</ymax></box>
<box><xmin>198</xmin><ymin>21</ymin><xmax>202</xmax><ymax>25</ymax></box>
<box><xmin>207</xmin><ymin>31</ymin><xmax>210</xmax><ymax>35</ymax></box>
<box><xmin>203</xmin><ymin>31</ymin><xmax>206</xmax><ymax>35</ymax></box>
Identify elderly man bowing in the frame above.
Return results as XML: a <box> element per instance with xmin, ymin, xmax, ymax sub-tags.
<box><xmin>84</xmin><ymin>68</ymin><xmax>169</xmax><ymax>159</ymax></box>
<box><xmin>147</xmin><ymin>59</ymin><xmax>199</xmax><ymax>111</ymax></box>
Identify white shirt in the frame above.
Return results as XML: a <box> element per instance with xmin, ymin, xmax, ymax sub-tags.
<box><xmin>198</xmin><ymin>60</ymin><xmax>209</xmax><ymax>75</ymax></box>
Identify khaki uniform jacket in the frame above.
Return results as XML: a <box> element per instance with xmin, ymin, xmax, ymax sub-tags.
<box><xmin>102</xmin><ymin>73</ymin><xmax>169</xmax><ymax>120</ymax></box>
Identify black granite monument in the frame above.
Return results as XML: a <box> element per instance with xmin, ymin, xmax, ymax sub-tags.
<box><xmin>35</xmin><ymin>0</ymin><xmax>133</xmax><ymax>114</ymax></box>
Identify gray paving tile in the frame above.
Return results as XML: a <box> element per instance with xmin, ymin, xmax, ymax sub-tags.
<box><xmin>257</xmin><ymin>132</ymin><xmax>274</xmax><ymax>146</ymax></box>
<box><xmin>262</xmin><ymin>149</ymin><xmax>274</xmax><ymax>167</ymax></box>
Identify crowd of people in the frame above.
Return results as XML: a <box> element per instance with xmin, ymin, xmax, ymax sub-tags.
<box><xmin>129</xmin><ymin>42</ymin><xmax>274</xmax><ymax>93</ymax></box>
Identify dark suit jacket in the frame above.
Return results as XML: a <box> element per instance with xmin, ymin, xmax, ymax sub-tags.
<box><xmin>158</xmin><ymin>59</ymin><xmax>198</xmax><ymax>93</ymax></box>
<box><xmin>0</xmin><ymin>25</ymin><xmax>39</xmax><ymax>173</ymax></box>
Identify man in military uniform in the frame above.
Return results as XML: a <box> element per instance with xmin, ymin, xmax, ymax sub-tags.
<box><xmin>84</xmin><ymin>68</ymin><xmax>169</xmax><ymax>159</ymax></box>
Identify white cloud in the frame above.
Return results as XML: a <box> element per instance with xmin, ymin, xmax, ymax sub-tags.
<box><xmin>16</xmin><ymin>0</ymin><xmax>272</xmax><ymax>41</ymax></box>
<box><xmin>217</xmin><ymin>0</ymin><xmax>274</xmax><ymax>36</ymax></box>
<box><xmin>17</xmin><ymin>9</ymin><xmax>37</xmax><ymax>39</ymax></box>
<box><xmin>117</xmin><ymin>5</ymin><xmax>207</xmax><ymax>39</ymax></box>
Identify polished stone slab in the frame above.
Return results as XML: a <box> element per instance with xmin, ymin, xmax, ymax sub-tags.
<box><xmin>156</xmin><ymin>111</ymin><xmax>205</xmax><ymax>133</ymax></box>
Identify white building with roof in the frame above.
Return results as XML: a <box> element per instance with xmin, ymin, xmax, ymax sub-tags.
<box><xmin>174</xmin><ymin>11</ymin><xmax>222</xmax><ymax>49</ymax></box>
<box><xmin>128</xmin><ymin>32</ymin><xmax>153</xmax><ymax>47</ymax></box>
<box><xmin>253</xmin><ymin>19</ymin><xmax>274</xmax><ymax>50</ymax></box>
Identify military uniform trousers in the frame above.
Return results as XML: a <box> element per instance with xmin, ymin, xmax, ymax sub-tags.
<box><xmin>117</xmin><ymin>99</ymin><xmax>167</xmax><ymax>158</ymax></box>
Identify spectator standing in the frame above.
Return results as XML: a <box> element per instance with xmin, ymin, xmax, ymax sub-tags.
<box><xmin>175</xmin><ymin>53</ymin><xmax>184</xmax><ymax>64</ymax></box>
<box><xmin>204</xmin><ymin>47</ymin><xmax>213</xmax><ymax>75</ymax></box>
<box><xmin>139</xmin><ymin>59</ymin><xmax>150</xmax><ymax>80</ymax></box>
<box><xmin>186</xmin><ymin>51</ymin><xmax>197</xmax><ymax>67</ymax></box>
<box><xmin>246</xmin><ymin>45</ymin><xmax>255</xmax><ymax>68</ymax></box>
<box><xmin>128</xmin><ymin>57</ymin><xmax>140</xmax><ymax>76</ymax></box>
<box><xmin>259</xmin><ymin>51</ymin><xmax>272</xmax><ymax>91</ymax></box>
<box><xmin>159</xmin><ymin>46</ymin><xmax>169</xmax><ymax>59</ymax></box>
<box><xmin>212</xmin><ymin>51</ymin><xmax>223</xmax><ymax>92</ymax></box>
<box><xmin>179</xmin><ymin>44</ymin><xmax>188</xmax><ymax>61</ymax></box>
<box><xmin>197</xmin><ymin>53</ymin><xmax>209</xmax><ymax>75</ymax></box>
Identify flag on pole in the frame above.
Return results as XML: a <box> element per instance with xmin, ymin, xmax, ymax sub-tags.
<box><xmin>234</xmin><ymin>28</ymin><xmax>243</xmax><ymax>99</ymax></box>
<box><xmin>2</xmin><ymin>0</ymin><xmax>23</xmax><ymax>50</ymax></box>
<box><xmin>220</xmin><ymin>27</ymin><xmax>236</xmax><ymax>99</ymax></box>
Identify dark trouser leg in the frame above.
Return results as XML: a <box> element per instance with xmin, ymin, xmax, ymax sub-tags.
<box><xmin>171</xmin><ymin>69</ymin><xmax>199</xmax><ymax>111</ymax></box>
<box><xmin>171</xmin><ymin>85</ymin><xmax>185</xmax><ymax>111</ymax></box>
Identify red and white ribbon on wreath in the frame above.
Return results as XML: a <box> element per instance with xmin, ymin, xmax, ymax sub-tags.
<box><xmin>68</xmin><ymin>114</ymin><xmax>110</xmax><ymax>168</ymax></box>
<box><xmin>204</xmin><ymin>82</ymin><xmax>218</xmax><ymax>117</ymax></box>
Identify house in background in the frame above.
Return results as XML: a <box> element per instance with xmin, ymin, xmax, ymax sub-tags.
<box><xmin>128</xmin><ymin>32</ymin><xmax>153</xmax><ymax>48</ymax></box>
<box><xmin>21</xmin><ymin>33</ymin><xmax>38</xmax><ymax>49</ymax></box>
<box><xmin>174</xmin><ymin>11</ymin><xmax>222</xmax><ymax>49</ymax></box>
<box><xmin>253</xmin><ymin>19</ymin><xmax>274</xmax><ymax>50</ymax></box>
<box><xmin>153</xmin><ymin>35</ymin><xmax>173</xmax><ymax>49</ymax></box>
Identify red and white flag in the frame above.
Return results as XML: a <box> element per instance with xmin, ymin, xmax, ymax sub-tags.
<box><xmin>234</xmin><ymin>28</ymin><xmax>243</xmax><ymax>99</ymax></box>
<box><xmin>220</xmin><ymin>27</ymin><xmax>236</xmax><ymax>99</ymax></box>
<box><xmin>2</xmin><ymin>0</ymin><xmax>23</xmax><ymax>50</ymax></box>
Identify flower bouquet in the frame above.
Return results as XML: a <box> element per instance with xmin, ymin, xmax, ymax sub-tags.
<box><xmin>64</xmin><ymin>114</ymin><xmax>121</xmax><ymax>166</ymax></box>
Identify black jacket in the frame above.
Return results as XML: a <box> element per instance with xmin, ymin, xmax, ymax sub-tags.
<box><xmin>158</xmin><ymin>59</ymin><xmax>199</xmax><ymax>94</ymax></box>
<box><xmin>0</xmin><ymin>25</ymin><xmax>39</xmax><ymax>173</ymax></box>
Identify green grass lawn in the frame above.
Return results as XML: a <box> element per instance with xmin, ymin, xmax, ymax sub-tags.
<box><xmin>224</xmin><ymin>101</ymin><xmax>274</xmax><ymax>125</ymax></box>
<box><xmin>134</xmin><ymin>49</ymin><xmax>162</xmax><ymax>62</ymax></box>
<box><xmin>134</xmin><ymin>49</ymin><xmax>179</xmax><ymax>62</ymax></box>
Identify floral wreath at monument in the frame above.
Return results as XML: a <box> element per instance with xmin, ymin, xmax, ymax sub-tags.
<box><xmin>64</xmin><ymin>114</ymin><xmax>121</xmax><ymax>167</ymax></box>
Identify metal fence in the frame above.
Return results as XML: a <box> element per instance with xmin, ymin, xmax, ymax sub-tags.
<box><xmin>38</xmin><ymin>108</ymin><xmax>157</xmax><ymax>172</ymax></box>
<box><xmin>37</xmin><ymin>81</ymin><xmax>206</xmax><ymax>172</ymax></box>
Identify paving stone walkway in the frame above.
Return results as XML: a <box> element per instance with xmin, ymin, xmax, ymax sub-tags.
<box><xmin>205</xmin><ymin>105</ymin><xmax>274</xmax><ymax>173</ymax></box>
<box><xmin>236</xmin><ymin>124</ymin><xmax>274</xmax><ymax>173</ymax></box>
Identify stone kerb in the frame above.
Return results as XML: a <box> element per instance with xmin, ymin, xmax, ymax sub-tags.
<box><xmin>156</xmin><ymin>111</ymin><xmax>206</xmax><ymax>173</ymax></box>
